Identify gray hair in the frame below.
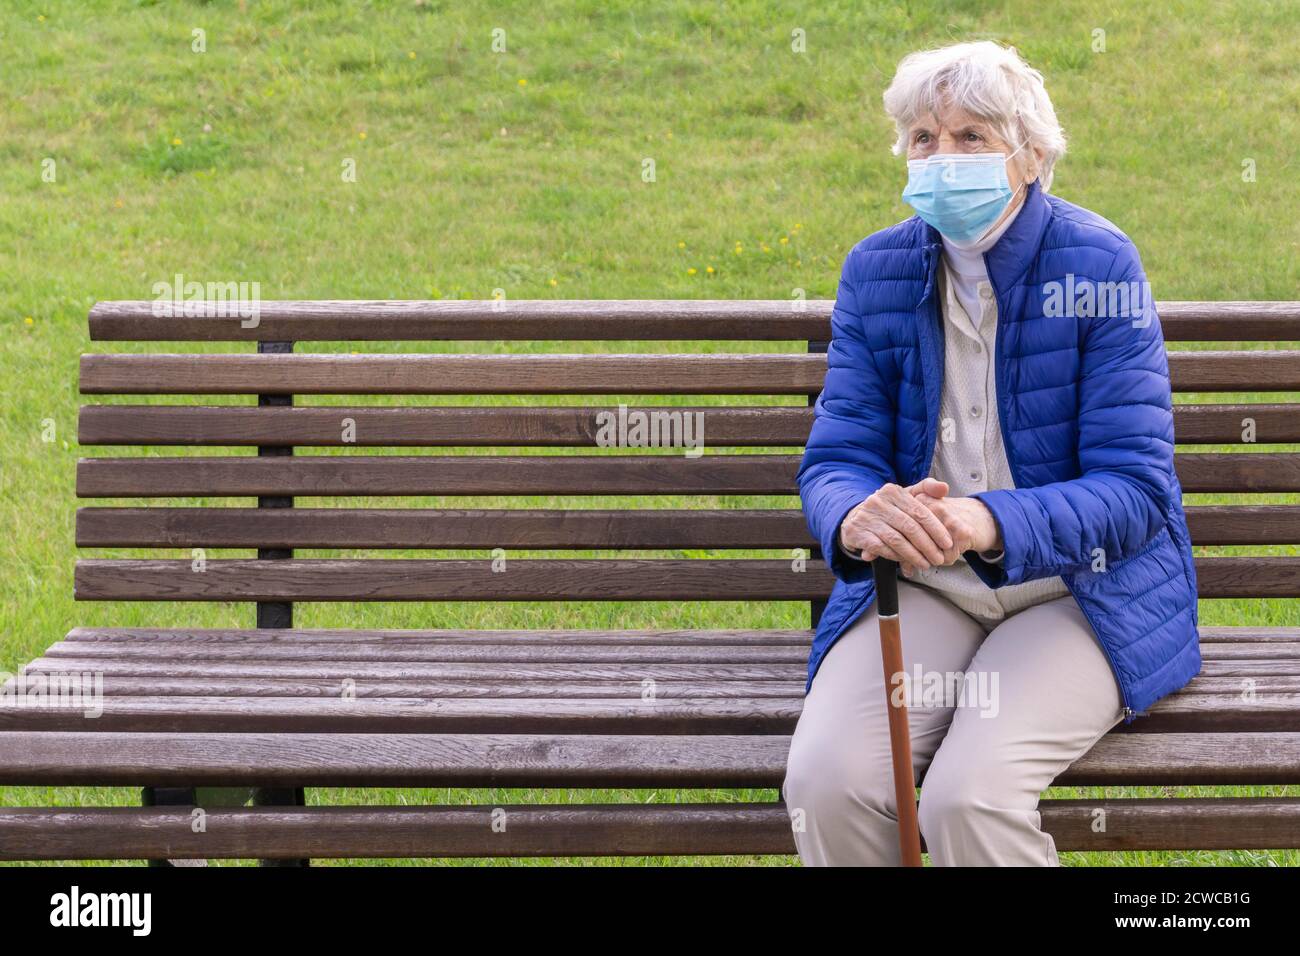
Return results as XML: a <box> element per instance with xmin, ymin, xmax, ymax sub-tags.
<box><xmin>882</xmin><ymin>41</ymin><xmax>1067</xmax><ymax>191</ymax></box>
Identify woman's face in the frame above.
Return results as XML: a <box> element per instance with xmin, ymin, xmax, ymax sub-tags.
<box><xmin>906</xmin><ymin>104</ymin><xmax>1040</xmax><ymax>206</ymax></box>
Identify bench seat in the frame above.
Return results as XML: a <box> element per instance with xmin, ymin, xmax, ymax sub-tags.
<box><xmin>5</xmin><ymin>626</ymin><xmax>1300</xmax><ymax>736</ymax></box>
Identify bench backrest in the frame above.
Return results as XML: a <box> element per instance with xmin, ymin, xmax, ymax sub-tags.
<box><xmin>75</xmin><ymin>301</ymin><xmax>1300</xmax><ymax>628</ymax></box>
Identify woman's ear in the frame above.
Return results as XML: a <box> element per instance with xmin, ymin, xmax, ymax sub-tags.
<box><xmin>1026</xmin><ymin>146</ymin><xmax>1046</xmax><ymax>183</ymax></box>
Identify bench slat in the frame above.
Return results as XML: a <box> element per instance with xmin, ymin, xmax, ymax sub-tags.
<box><xmin>86</xmin><ymin>300</ymin><xmax>1300</xmax><ymax>342</ymax></box>
<box><xmin>70</xmin><ymin>556</ymin><xmax>1300</xmax><ymax>601</ymax></box>
<box><xmin>78</xmin><ymin>351</ymin><xmax>1300</xmax><ymax>395</ymax></box>
<box><xmin>5</xmin><ymin>798</ymin><xmax>1300</xmax><ymax>859</ymax></box>
<box><xmin>42</xmin><ymin>639</ymin><xmax>810</xmax><ymax>664</ymax></box>
<box><xmin>1167</xmin><ymin>351</ymin><xmax>1300</xmax><ymax>391</ymax></box>
<box><xmin>73</xmin><ymin>558</ymin><xmax>831</xmax><ymax>601</ymax></box>
<box><xmin>61</xmin><ymin>626</ymin><xmax>811</xmax><ymax>645</ymax></box>
<box><xmin>24</xmin><ymin>657</ymin><xmax>809</xmax><ymax>680</ymax></box>
<box><xmin>76</xmin><ymin>454</ymin><xmax>802</xmax><ymax>497</ymax></box>
<box><xmin>27</xmin><ymin>654</ymin><xmax>1300</xmax><ymax>682</ymax></box>
<box><xmin>74</xmin><ymin>504</ymin><xmax>1300</xmax><ymax>548</ymax></box>
<box><xmin>76</xmin><ymin>402</ymin><xmax>1300</xmax><ymax>446</ymax></box>
<box><xmin>35</xmin><ymin>635</ymin><xmax>1300</xmax><ymax>663</ymax></box>
<box><xmin>73</xmin><ymin>452</ymin><xmax>1300</xmax><ymax>497</ymax></box>
<box><xmin>76</xmin><ymin>507</ymin><xmax>812</xmax><ymax>548</ymax></box>
<box><xmin>10</xmin><ymin>676</ymin><xmax>808</xmax><ymax>699</ymax></box>
<box><xmin>0</xmin><ymin>691</ymin><xmax>1295</xmax><ymax>734</ymax></box>
<box><xmin>1173</xmin><ymin>404</ymin><xmax>1300</xmax><ymax>443</ymax></box>
<box><xmin>53</xmin><ymin>625</ymin><xmax>1298</xmax><ymax>643</ymax></box>
<box><xmin>81</xmin><ymin>353</ymin><xmax>827</xmax><ymax>395</ymax></box>
<box><xmin>10</xmin><ymin>673</ymin><xmax>1300</xmax><ymax>699</ymax></box>
<box><xmin>77</xmin><ymin>405</ymin><xmax>812</xmax><ymax>447</ymax></box>
<box><xmin>0</xmin><ymin>696</ymin><xmax>804</xmax><ymax>735</ymax></box>
<box><xmin>39</xmin><ymin>636</ymin><xmax>1299</xmax><ymax>663</ymax></box>
<box><xmin>1</xmin><ymin>731</ymin><xmax>1297</xmax><ymax>786</ymax></box>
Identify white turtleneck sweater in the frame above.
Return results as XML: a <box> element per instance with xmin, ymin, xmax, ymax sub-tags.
<box><xmin>939</xmin><ymin>197</ymin><xmax>1023</xmax><ymax>335</ymax></box>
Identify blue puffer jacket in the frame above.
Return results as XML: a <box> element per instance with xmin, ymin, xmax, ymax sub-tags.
<box><xmin>798</xmin><ymin>179</ymin><xmax>1201</xmax><ymax>722</ymax></box>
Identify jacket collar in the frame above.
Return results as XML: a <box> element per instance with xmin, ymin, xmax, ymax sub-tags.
<box><xmin>919</xmin><ymin>177</ymin><xmax>1052</xmax><ymax>294</ymax></box>
<box><xmin>983</xmin><ymin>177</ymin><xmax>1051</xmax><ymax>290</ymax></box>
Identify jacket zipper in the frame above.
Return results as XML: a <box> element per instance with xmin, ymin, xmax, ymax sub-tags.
<box><xmin>972</xmin><ymin>249</ymin><xmax>1137</xmax><ymax>722</ymax></box>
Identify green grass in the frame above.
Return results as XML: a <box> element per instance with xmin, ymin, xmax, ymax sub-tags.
<box><xmin>1</xmin><ymin>0</ymin><xmax>1297</xmax><ymax>865</ymax></box>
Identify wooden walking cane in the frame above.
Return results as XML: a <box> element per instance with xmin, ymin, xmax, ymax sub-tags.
<box><xmin>872</xmin><ymin>557</ymin><xmax>923</xmax><ymax>866</ymax></box>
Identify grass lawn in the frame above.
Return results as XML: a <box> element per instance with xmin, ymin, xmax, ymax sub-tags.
<box><xmin>1</xmin><ymin>0</ymin><xmax>1297</xmax><ymax>865</ymax></box>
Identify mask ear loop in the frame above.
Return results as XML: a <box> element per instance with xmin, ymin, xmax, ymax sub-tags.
<box><xmin>968</xmin><ymin>138</ymin><xmax>1031</xmax><ymax>246</ymax></box>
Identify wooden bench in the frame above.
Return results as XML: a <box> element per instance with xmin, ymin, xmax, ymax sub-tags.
<box><xmin>1</xmin><ymin>299</ymin><xmax>1299</xmax><ymax>863</ymax></box>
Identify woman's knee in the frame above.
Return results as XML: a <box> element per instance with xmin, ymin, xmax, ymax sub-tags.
<box><xmin>783</xmin><ymin>734</ymin><xmax>892</xmax><ymax>825</ymax></box>
<box><xmin>916</xmin><ymin>760</ymin><xmax>1027</xmax><ymax>839</ymax></box>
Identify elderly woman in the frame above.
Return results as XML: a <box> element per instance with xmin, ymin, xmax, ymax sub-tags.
<box><xmin>782</xmin><ymin>41</ymin><xmax>1200</xmax><ymax>866</ymax></box>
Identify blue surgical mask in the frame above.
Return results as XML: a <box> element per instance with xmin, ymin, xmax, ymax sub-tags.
<box><xmin>901</xmin><ymin>146</ymin><xmax>1025</xmax><ymax>244</ymax></box>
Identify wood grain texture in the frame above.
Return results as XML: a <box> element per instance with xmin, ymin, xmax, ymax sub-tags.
<box><xmin>14</xmin><ymin>673</ymin><xmax>1300</xmax><ymax>700</ymax></box>
<box><xmin>3</xmin><ymin>682</ymin><xmax>1294</xmax><ymax>735</ymax></box>
<box><xmin>86</xmin><ymin>299</ymin><xmax>1300</xmax><ymax>342</ymax></box>
<box><xmin>75</xmin><ymin>453</ymin><xmax>803</xmax><ymax>497</ymax></box>
<box><xmin>0</xmin><ymin>731</ymin><xmax>1296</xmax><ymax>786</ymax></box>
<box><xmin>73</xmin><ymin>504</ymin><xmax>1300</xmax><ymax>549</ymax></box>
<box><xmin>75</xmin><ymin>506</ymin><xmax>813</xmax><ymax>548</ymax></box>
<box><xmin>60</xmin><ymin>626</ymin><xmax>813</xmax><ymax>645</ymax></box>
<box><xmin>42</xmin><ymin>638</ymin><xmax>810</xmax><ymax>663</ymax></box>
<box><xmin>79</xmin><ymin>351</ymin><xmax>1300</xmax><ymax>395</ymax></box>
<box><xmin>72</xmin><ymin>452</ymin><xmax>1300</xmax><ymax>497</ymax></box>
<box><xmin>22</xmin><ymin>656</ymin><xmax>806</xmax><ymax>681</ymax></box>
<box><xmin>1166</xmin><ymin>351</ymin><xmax>1300</xmax><ymax>391</ymax></box>
<box><xmin>50</xmin><ymin>624</ymin><xmax>1300</xmax><ymax>643</ymax></box>
<box><xmin>77</xmin><ymin>405</ymin><xmax>812</xmax><ymax>447</ymax></box>
<box><xmin>76</xmin><ymin>402</ymin><xmax>1300</xmax><ymax>447</ymax></box>
<box><xmin>0</xmin><ymin>696</ymin><xmax>805</xmax><ymax>735</ymax></box>
<box><xmin>3</xmin><ymin>798</ymin><xmax>1299</xmax><ymax>859</ymax></box>
<box><xmin>73</xmin><ymin>558</ymin><xmax>835</xmax><ymax>601</ymax></box>
<box><xmin>69</xmin><ymin>556</ymin><xmax>1300</xmax><ymax>601</ymax></box>
<box><xmin>1172</xmin><ymin>404</ymin><xmax>1300</xmax><ymax>444</ymax></box>
<box><xmin>80</xmin><ymin>353</ymin><xmax>827</xmax><ymax>395</ymax></box>
<box><xmin>7</xmin><ymin>676</ymin><xmax>809</xmax><ymax>699</ymax></box>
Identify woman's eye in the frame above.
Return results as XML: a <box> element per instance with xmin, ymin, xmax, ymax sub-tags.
<box><xmin>915</xmin><ymin>132</ymin><xmax>930</xmax><ymax>144</ymax></box>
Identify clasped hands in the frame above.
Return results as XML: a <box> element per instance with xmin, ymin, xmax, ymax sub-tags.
<box><xmin>838</xmin><ymin>478</ymin><xmax>1001</xmax><ymax>577</ymax></box>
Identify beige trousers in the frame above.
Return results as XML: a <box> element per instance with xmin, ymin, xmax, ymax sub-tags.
<box><xmin>782</xmin><ymin>580</ymin><xmax>1125</xmax><ymax>866</ymax></box>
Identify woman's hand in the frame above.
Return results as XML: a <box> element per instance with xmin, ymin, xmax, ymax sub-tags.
<box><xmin>840</xmin><ymin>479</ymin><xmax>1003</xmax><ymax>575</ymax></box>
<box><xmin>911</xmin><ymin>491</ymin><xmax>1002</xmax><ymax>558</ymax></box>
<box><xmin>838</xmin><ymin>478</ymin><xmax>954</xmax><ymax>575</ymax></box>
